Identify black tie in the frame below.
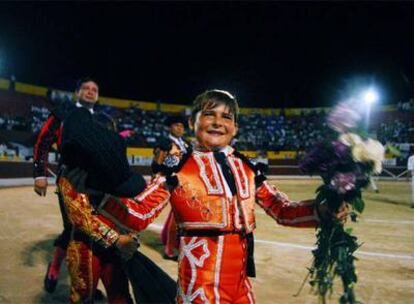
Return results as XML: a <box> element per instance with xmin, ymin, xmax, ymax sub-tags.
<box><xmin>213</xmin><ymin>152</ymin><xmax>237</xmax><ymax>196</ymax></box>
<box><xmin>213</xmin><ymin>151</ymin><xmax>256</xmax><ymax>278</ymax></box>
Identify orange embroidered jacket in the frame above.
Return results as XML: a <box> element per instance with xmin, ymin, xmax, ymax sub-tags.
<box><xmin>99</xmin><ymin>147</ymin><xmax>319</xmax><ymax>234</ymax></box>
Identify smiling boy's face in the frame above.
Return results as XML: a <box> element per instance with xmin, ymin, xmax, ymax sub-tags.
<box><xmin>192</xmin><ymin>103</ymin><xmax>238</xmax><ymax>151</ymax></box>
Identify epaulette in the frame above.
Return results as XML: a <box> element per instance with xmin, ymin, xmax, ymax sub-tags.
<box><xmin>232</xmin><ymin>150</ymin><xmax>258</xmax><ymax>173</ymax></box>
<box><xmin>233</xmin><ymin>150</ymin><xmax>267</xmax><ymax>187</ymax></box>
<box><xmin>162</xmin><ymin>147</ymin><xmax>193</xmax><ymax>191</ymax></box>
<box><xmin>158</xmin><ymin>146</ymin><xmax>193</xmax><ymax>176</ymax></box>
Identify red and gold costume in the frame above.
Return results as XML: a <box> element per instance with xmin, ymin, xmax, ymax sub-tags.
<box><xmin>58</xmin><ymin>176</ymin><xmax>128</xmax><ymax>303</ymax></box>
<box><xmin>100</xmin><ymin>146</ymin><xmax>319</xmax><ymax>303</ymax></box>
<box><xmin>57</xmin><ymin>105</ymin><xmax>170</xmax><ymax>303</ymax></box>
<box><xmin>59</xmin><ymin>174</ymin><xmax>169</xmax><ymax>303</ymax></box>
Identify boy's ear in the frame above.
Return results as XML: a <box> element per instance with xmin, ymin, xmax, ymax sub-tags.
<box><xmin>233</xmin><ymin>123</ymin><xmax>239</xmax><ymax>136</ymax></box>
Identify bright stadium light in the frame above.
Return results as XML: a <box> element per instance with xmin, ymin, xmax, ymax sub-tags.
<box><xmin>362</xmin><ymin>88</ymin><xmax>379</xmax><ymax>105</ymax></box>
<box><xmin>360</xmin><ymin>87</ymin><xmax>380</xmax><ymax>129</ymax></box>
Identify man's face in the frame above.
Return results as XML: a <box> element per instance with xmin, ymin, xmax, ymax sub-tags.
<box><xmin>192</xmin><ymin>103</ymin><xmax>238</xmax><ymax>151</ymax></box>
<box><xmin>170</xmin><ymin>122</ymin><xmax>185</xmax><ymax>138</ymax></box>
<box><xmin>76</xmin><ymin>81</ymin><xmax>99</xmax><ymax>104</ymax></box>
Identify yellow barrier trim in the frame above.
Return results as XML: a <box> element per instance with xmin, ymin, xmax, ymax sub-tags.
<box><xmin>160</xmin><ymin>103</ymin><xmax>189</xmax><ymax>113</ymax></box>
<box><xmin>99</xmin><ymin>97</ymin><xmax>157</xmax><ymax>110</ymax></box>
<box><xmin>15</xmin><ymin>82</ymin><xmax>48</xmax><ymax>96</ymax></box>
<box><xmin>267</xmin><ymin>151</ymin><xmax>297</xmax><ymax>160</ymax></box>
<box><xmin>127</xmin><ymin>147</ymin><xmax>154</xmax><ymax>157</ymax></box>
<box><xmin>0</xmin><ymin>79</ymin><xmax>10</xmax><ymax>90</ymax></box>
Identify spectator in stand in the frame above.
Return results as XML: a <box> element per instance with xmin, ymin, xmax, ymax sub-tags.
<box><xmin>407</xmin><ymin>148</ymin><xmax>414</xmax><ymax>208</ymax></box>
<box><xmin>149</xmin><ymin>115</ymin><xmax>190</xmax><ymax>260</ymax></box>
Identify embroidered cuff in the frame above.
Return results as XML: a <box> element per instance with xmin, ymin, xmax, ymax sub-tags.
<box><xmin>97</xmin><ymin>225</ymin><xmax>120</xmax><ymax>248</ymax></box>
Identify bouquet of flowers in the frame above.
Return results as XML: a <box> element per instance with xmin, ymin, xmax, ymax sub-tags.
<box><xmin>299</xmin><ymin>101</ymin><xmax>385</xmax><ymax>304</ymax></box>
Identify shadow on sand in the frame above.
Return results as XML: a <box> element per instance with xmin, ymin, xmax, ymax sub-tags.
<box><xmin>19</xmin><ymin>230</ymin><xmax>169</xmax><ymax>303</ymax></box>
<box><xmin>21</xmin><ymin>235</ymin><xmax>71</xmax><ymax>303</ymax></box>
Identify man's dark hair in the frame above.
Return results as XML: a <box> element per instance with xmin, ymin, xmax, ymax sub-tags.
<box><xmin>75</xmin><ymin>77</ymin><xmax>98</xmax><ymax>92</ymax></box>
<box><xmin>191</xmin><ymin>89</ymin><xmax>239</xmax><ymax>123</ymax></box>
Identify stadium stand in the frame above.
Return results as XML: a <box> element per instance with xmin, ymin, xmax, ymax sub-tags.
<box><xmin>0</xmin><ymin>78</ymin><xmax>413</xmax><ymax>178</ymax></box>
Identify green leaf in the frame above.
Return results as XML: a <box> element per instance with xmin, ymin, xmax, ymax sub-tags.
<box><xmin>354</xmin><ymin>197</ymin><xmax>365</xmax><ymax>213</ymax></box>
<box><xmin>349</xmin><ymin>196</ymin><xmax>365</xmax><ymax>214</ymax></box>
<box><xmin>345</xmin><ymin>227</ymin><xmax>353</xmax><ymax>235</ymax></box>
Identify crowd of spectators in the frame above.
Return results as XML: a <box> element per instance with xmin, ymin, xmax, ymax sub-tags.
<box><xmin>0</xmin><ymin>114</ymin><xmax>28</xmax><ymax>131</ymax></box>
<box><xmin>0</xmin><ymin>94</ymin><xmax>413</xmax><ymax>153</ymax></box>
<box><xmin>235</xmin><ymin>110</ymin><xmax>335</xmax><ymax>151</ymax></box>
<box><xmin>397</xmin><ymin>98</ymin><xmax>414</xmax><ymax>112</ymax></box>
<box><xmin>377</xmin><ymin>119</ymin><xmax>414</xmax><ymax>144</ymax></box>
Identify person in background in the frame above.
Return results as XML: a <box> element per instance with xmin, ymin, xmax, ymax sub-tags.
<box><xmin>253</xmin><ymin>149</ymin><xmax>269</xmax><ymax>175</ymax></box>
<box><xmin>151</xmin><ymin>115</ymin><xmax>190</xmax><ymax>260</ymax></box>
<box><xmin>33</xmin><ymin>77</ymin><xmax>104</xmax><ymax>300</ymax></box>
<box><xmin>407</xmin><ymin>148</ymin><xmax>414</xmax><ymax>208</ymax></box>
<box><xmin>57</xmin><ymin>101</ymin><xmax>174</xmax><ymax>303</ymax></box>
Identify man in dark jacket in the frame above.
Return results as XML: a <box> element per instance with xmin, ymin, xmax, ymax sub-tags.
<box><xmin>33</xmin><ymin>77</ymin><xmax>101</xmax><ymax>294</ymax></box>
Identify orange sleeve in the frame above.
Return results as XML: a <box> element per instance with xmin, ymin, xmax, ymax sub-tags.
<box><xmin>98</xmin><ymin>176</ymin><xmax>170</xmax><ymax>232</ymax></box>
<box><xmin>256</xmin><ymin>180</ymin><xmax>319</xmax><ymax>228</ymax></box>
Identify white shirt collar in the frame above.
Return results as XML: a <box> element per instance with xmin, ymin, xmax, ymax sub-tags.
<box><xmin>75</xmin><ymin>101</ymin><xmax>94</xmax><ymax>114</ymax></box>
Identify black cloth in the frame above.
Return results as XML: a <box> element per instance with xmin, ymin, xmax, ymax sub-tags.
<box><xmin>50</xmin><ymin>97</ymin><xmax>76</xmax><ymax>121</ymax></box>
<box><xmin>125</xmin><ymin>251</ymin><xmax>176</xmax><ymax>303</ymax></box>
<box><xmin>245</xmin><ymin>233</ymin><xmax>256</xmax><ymax>277</ymax></box>
<box><xmin>61</xmin><ymin>107</ymin><xmax>146</xmax><ymax>197</ymax></box>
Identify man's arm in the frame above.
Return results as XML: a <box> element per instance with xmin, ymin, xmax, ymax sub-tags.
<box><xmin>33</xmin><ymin>115</ymin><xmax>61</xmax><ymax>196</ymax></box>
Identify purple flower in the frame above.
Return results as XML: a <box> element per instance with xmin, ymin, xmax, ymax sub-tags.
<box><xmin>329</xmin><ymin>172</ymin><xmax>356</xmax><ymax>194</ymax></box>
<box><xmin>299</xmin><ymin>142</ymin><xmax>339</xmax><ymax>174</ymax></box>
<box><xmin>332</xmin><ymin>140</ymin><xmax>350</xmax><ymax>159</ymax></box>
<box><xmin>327</xmin><ymin>101</ymin><xmax>361</xmax><ymax>133</ymax></box>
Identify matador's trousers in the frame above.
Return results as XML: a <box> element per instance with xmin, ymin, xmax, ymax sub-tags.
<box><xmin>177</xmin><ymin>233</ymin><xmax>255</xmax><ymax>304</ymax></box>
<box><xmin>66</xmin><ymin>232</ymin><xmax>132</xmax><ymax>304</ymax></box>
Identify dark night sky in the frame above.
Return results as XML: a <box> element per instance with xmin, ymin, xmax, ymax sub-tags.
<box><xmin>1</xmin><ymin>2</ymin><xmax>414</xmax><ymax>108</ymax></box>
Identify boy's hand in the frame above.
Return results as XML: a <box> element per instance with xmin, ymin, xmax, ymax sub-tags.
<box><xmin>317</xmin><ymin>202</ymin><xmax>349</xmax><ymax>224</ymax></box>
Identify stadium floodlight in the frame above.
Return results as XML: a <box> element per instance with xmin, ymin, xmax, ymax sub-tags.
<box><xmin>360</xmin><ymin>87</ymin><xmax>379</xmax><ymax>129</ymax></box>
<box><xmin>362</xmin><ymin>88</ymin><xmax>379</xmax><ymax>105</ymax></box>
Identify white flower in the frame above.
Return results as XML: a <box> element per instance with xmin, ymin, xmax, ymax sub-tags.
<box><xmin>351</xmin><ymin>139</ymin><xmax>385</xmax><ymax>174</ymax></box>
<box><xmin>339</xmin><ymin>133</ymin><xmax>363</xmax><ymax>147</ymax></box>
